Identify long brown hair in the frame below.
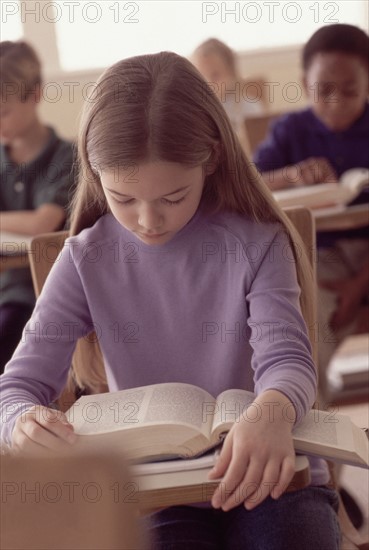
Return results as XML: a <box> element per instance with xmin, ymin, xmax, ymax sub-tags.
<box><xmin>69</xmin><ymin>52</ymin><xmax>316</xmax><ymax>391</ymax></box>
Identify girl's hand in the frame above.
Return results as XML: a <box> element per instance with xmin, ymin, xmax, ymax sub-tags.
<box><xmin>12</xmin><ymin>405</ymin><xmax>77</xmax><ymax>455</ymax></box>
<box><xmin>208</xmin><ymin>391</ymin><xmax>296</xmax><ymax>512</ymax></box>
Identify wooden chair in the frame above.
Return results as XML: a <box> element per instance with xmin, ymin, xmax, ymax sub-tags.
<box><xmin>27</xmin><ymin>211</ymin><xmax>368</xmax><ymax>548</ymax></box>
<box><xmin>1</xmin><ymin>448</ymin><xmax>143</xmax><ymax>549</ymax></box>
<box><xmin>243</xmin><ymin>76</ymin><xmax>271</xmax><ymax>113</ymax></box>
<box><xmin>28</xmin><ymin>231</ymin><xmax>108</xmax><ymax>409</ymax></box>
<box><xmin>244</xmin><ymin>111</ymin><xmax>282</xmax><ymax>155</ymax></box>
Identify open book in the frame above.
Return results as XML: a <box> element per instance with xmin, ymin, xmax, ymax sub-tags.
<box><xmin>66</xmin><ymin>382</ymin><xmax>369</xmax><ymax>468</ymax></box>
<box><xmin>273</xmin><ymin>167</ymin><xmax>369</xmax><ymax>210</ymax></box>
<box><xmin>327</xmin><ymin>334</ymin><xmax>369</xmax><ymax>392</ymax></box>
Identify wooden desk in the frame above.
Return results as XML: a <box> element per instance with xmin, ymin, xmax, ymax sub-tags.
<box><xmin>314</xmin><ymin>204</ymin><xmax>369</xmax><ymax>232</ymax></box>
<box><xmin>0</xmin><ymin>232</ymin><xmax>31</xmax><ymax>272</ymax></box>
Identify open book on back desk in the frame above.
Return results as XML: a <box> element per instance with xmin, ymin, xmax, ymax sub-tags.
<box><xmin>66</xmin><ymin>382</ymin><xmax>369</xmax><ymax>469</ymax></box>
<box><xmin>327</xmin><ymin>334</ymin><xmax>369</xmax><ymax>394</ymax></box>
<box><xmin>273</xmin><ymin>167</ymin><xmax>369</xmax><ymax>210</ymax></box>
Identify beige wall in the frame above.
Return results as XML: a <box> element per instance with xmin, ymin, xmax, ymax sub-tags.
<box><xmin>39</xmin><ymin>45</ymin><xmax>307</xmax><ymax>141</ymax></box>
<box><xmin>38</xmin><ymin>71</ymin><xmax>100</xmax><ymax>140</ymax></box>
<box><xmin>238</xmin><ymin>45</ymin><xmax>308</xmax><ymax>113</ymax></box>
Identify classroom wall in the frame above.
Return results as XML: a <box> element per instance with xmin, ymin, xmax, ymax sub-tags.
<box><xmin>238</xmin><ymin>45</ymin><xmax>308</xmax><ymax>113</ymax></box>
<box><xmin>39</xmin><ymin>45</ymin><xmax>307</xmax><ymax>140</ymax></box>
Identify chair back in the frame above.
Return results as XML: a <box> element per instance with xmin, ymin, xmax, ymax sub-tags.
<box><xmin>28</xmin><ymin>232</ymin><xmax>107</xmax><ymax>410</ymax></box>
<box><xmin>284</xmin><ymin>206</ymin><xmax>317</xmax><ymax>364</ymax></box>
<box><xmin>28</xmin><ymin>231</ymin><xmax>69</xmax><ymax>297</ymax></box>
<box><xmin>244</xmin><ymin>112</ymin><xmax>281</xmax><ymax>154</ymax></box>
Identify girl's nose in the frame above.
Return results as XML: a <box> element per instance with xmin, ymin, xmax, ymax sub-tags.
<box><xmin>138</xmin><ymin>205</ymin><xmax>163</xmax><ymax>231</ymax></box>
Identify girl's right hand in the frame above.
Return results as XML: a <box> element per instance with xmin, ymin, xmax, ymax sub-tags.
<box><xmin>12</xmin><ymin>405</ymin><xmax>77</xmax><ymax>454</ymax></box>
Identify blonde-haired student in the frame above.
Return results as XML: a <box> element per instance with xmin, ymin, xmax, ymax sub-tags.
<box><xmin>0</xmin><ymin>52</ymin><xmax>340</xmax><ymax>549</ymax></box>
<box><xmin>192</xmin><ymin>38</ymin><xmax>264</xmax><ymax>153</ymax></box>
<box><xmin>0</xmin><ymin>41</ymin><xmax>75</xmax><ymax>372</ymax></box>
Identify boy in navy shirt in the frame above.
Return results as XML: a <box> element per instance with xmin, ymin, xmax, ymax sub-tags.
<box><xmin>0</xmin><ymin>41</ymin><xmax>75</xmax><ymax>372</ymax></box>
<box><xmin>254</xmin><ymin>24</ymin><xmax>369</xmax><ymax>376</ymax></box>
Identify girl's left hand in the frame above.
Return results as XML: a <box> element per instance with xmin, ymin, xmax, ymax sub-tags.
<box><xmin>208</xmin><ymin>403</ymin><xmax>296</xmax><ymax>511</ymax></box>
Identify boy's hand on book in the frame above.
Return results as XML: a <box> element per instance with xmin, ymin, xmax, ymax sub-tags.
<box><xmin>11</xmin><ymin>405</ymin><xmax>77</xmax><ymax>455</ymax></box>
<box><xmin>208</xmin><ymin>391</ymin><xmax>296</xmax><ymax>512</ymax></box>
<box><xmin>319</xmin><ymin>276</ymin><xmax>365</xmax><ymax>331</ymax></box>
<box><xmin>290</xmin><ymin>157</ymin><xmax>338</xmax><ymax>186</ymax></box>
<box><xmin>263</xmin><ymin>157</ymin><xmax>338</xmax><ymax>190</ymax></box>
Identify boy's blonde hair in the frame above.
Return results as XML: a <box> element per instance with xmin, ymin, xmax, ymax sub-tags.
<box><xmin>70</xmin><ymin>52</ymin><xmax>316</xmax><ymax>385</ymax></box>
<box><xmin>192</xmin><ymin>38</ymin><xmax>237</xmax><ymax>80</ymax></box>
<box><xmin>0</xmin><ymin>40</ymin><xmax>42</xmax><ymax>101</ymax></box>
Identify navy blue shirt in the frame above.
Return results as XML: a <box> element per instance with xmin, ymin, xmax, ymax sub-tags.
<box><xmin>254</xmin><ymin>104</ymin><xmax>369</xmax><ymax>247</ymax></box>
<box><xmin>0</xmin><ymin>127</ymin><xmax>75</xmax><ymax>307</ymax></box>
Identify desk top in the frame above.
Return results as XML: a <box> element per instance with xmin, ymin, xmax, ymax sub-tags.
<box><xmin>314</xmin><ymin>204</ymin><xmax>369</xmax><ymax>232</ymax></box>
<box><xmin>0</xmin><ymin>232</ymin><xmax>31</xmax><ymax>272</ymax></box>
<box><xmin>0</xmin><ymin>231</ymin><xmax>32</xmax><ymax>256</ymax></box>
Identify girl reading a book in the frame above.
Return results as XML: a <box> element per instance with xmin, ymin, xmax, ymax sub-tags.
<box><xmin>0</xmin><ymin>53</ymin><xmax>340</xmax><ymax>549</ymax></box>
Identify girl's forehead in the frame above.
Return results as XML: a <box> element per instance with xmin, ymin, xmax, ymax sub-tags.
<box><xmin>101</xmin><ymin>161</ymin><xmax>203</xmax><ymax>186</ymax></box>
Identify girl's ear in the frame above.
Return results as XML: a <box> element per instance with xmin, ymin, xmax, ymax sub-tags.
<box><xmin>204</xmin><ymin>143</ymin><xmax>221</xmax><ymax>175</ymax></box>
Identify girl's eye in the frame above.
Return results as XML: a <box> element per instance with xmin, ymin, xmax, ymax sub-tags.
<box><xmin>111</xmin><ymin>197</ymin><xmax>134</xmax><ymax>205</ymax></box>
<box><xmin>161</xmin><ymin>197</ymin><xmax>185</xmax><ymax>206</ymax></box>
<box><xmin>111</xmin><ymin>196</ymin><xmax>186</xmax><ymax>206</ymax></box>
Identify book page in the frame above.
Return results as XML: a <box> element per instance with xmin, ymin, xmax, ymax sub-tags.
<box><xmin>211</xmin><ymin>389</ymin><xmax>255</xmax><ymax>440</ymax></box>
<box><xmin>272</xmin><ymin>171</ymin><xmax>369</xmax><ymax>209</ymax></box>
<box><xmin>67</xmin><ymin>382</ymin><xmax>215</xmax><ymax>439</ymax></box>
<box><xmin>273</xmin><ymin>183</ymin><xmax>344</xmax><ymax>209</ymax></box>
<box><xmin>143</xmin><ymin>384</ymin><xmax>215</xmax><ymax>439</ymax></box>
<box><xmin>66</xmin><ymin>387</ymin><xmax>148</xmax><ymax>434</ymax></box>
<box><xmin>293</xmin><ymin>409</ymin><xmax>369</xmax><ymax>467</ymax></box>
<box><xmin>132</xmin><ymin>449</ymin><xmax>220</xmax><ymax>476</ymax></box>
<box><xmin>340</xmin><ymin>168</ymin><xmax>369</xmax><ymax>195</ymax></box>
<box><xmin>294</xmin><ymin>411</ymin><xmax>342</xmax><ymax>447</ymax></box>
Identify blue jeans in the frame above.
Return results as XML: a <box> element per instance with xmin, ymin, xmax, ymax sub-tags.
<box><xmin>145</xmin><ymin>486</ymin><xmax>341</xmax><ymax>549</ymax></box>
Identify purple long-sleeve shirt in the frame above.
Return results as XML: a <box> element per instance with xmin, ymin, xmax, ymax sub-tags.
<box><xmin>0</xmin><ymin>209</ymin><xmax>329</xmax><ymax>484</ymax></box>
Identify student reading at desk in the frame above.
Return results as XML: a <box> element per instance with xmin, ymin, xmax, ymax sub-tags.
<box><xmin>254</xmin><ymin>24</ymin><xmax>369</xmax><ymax>375</ymax></box>
<box><xmin>0</xmin><ymin>41</ymin><xmax>75</xmax><ymax>373</ymax></box>
<box><xmin>0</xmin><ymin>52</ymin><xmax>340</xmax><ymax>549</ymax></box>
<box><xmin>191</xmin><ymin>38</ymin><xmax>264</xmax><ymax>154</ymax></box>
